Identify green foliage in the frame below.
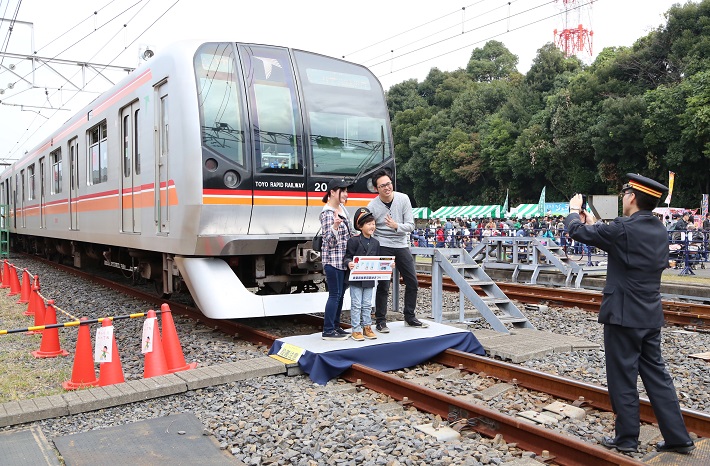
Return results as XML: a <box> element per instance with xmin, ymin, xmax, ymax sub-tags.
<box><xmin>466</xmin><ymin>40</ymin><xmax>519</xmax><ymax>82</ymax></box>
<box><xmin>387</xmin><ymin>1</ymin><xmax>710</xmax><ymax>209</ymax></box>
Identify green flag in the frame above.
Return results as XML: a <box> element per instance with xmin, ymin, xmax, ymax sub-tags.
<box><xmin>537</xmin><ymin>187</ymin><xmax>546</xmax><ymax>216</ymax></box>
<box><xmin>503</xmin><ymin>189</ymin><xmax>509</xmax><ymax>215</ymax></box>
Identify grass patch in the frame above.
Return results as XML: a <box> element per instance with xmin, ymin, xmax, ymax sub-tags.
<box><xmin>0</xmin><ymin>293</ymin><xmax>73</xmax><ymax>403</ymax></box>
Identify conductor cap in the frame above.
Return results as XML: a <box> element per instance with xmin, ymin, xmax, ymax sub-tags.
<box><xmin>622</xmin><ymin>173</ymin><xmax>668</xmax><ymax>199</ymax></box>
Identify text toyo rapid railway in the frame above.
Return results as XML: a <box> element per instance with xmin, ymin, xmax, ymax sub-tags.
<box><xmin>0</xmin><ymin>41</ymin><xmax>395</xmax><ymax>318</ymax></box>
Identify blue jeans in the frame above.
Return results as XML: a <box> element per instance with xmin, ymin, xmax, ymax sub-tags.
<box><xmin>350</xmin><ymin>284</ymin><xmax>374</xmax><ymax>332</ymax></box>
<box><xmin>323</xmin><ymin>264</ymin><xmax>346</xmax><ymax>334</ymax></box>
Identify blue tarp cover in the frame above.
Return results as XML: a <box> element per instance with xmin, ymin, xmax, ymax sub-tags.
<box><xmin>269</xmin><ymin>321</ymin><xmax>485</xmax><ymax>385</ymax></box>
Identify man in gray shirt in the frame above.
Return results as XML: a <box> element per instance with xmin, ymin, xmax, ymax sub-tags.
<box><xmin>368</xmin><ymin>169</ymin><xmax>428</xmax><ymax>332</ymax></box>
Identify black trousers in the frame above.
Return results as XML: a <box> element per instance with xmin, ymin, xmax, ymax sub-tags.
<box><xmin>604</xmin><ymin>324</ymin><xmax>691</xmax><ymax>448</ymax></box>
<box><xmin>374</xmin><ymin>246</ymin><xmax>418</xmax><ymax>323</ymax></box>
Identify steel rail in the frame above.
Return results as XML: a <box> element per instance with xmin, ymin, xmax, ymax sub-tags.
<box><xmin>342</xmin><ymin>364</ymin><xmax>642</xmax><ymax>466</ymax></box>
<box><xmin>433</xmin><ymin>349</ymin><xmax>710</xmax><ymax>438</ymax></box>
<box><xmin>417</xmin><ymin>275</ymin><xmax>710</xmax><ymax>327</ymax></box>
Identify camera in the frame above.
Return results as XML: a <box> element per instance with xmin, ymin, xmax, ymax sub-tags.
<box><xmin>581</xmin><ymin>195</ymin><xmax>587</xmax><ymax>212</ymax></box>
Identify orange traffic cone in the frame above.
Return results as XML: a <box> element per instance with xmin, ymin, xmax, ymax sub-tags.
<box><xmin>8</xmin><ymin>264</ymin><xmax>21</xmax><ymax>296</ymax></box>
<box><xmin>0</xmin><ymin>260</ymin><xmax>9</xmax><ymax>289</ymax></box>
<box><xmin>26</xmin><ymin>288</ymin><xmax>46</xmax><ymax>335</ymax></box>
<box><xmin>24</xmin><ymin>282</ymin><xmax>37</xmax><ymax>316</ymax></box>
<box><xmin>143</xmin><ymin>309</ymin><xmax>169</xmax><ymax>378</ymax></box>
<box><xmin>99</xmin><ymin>318</ymin><xmax>125</xmax><ymax>386</ymax></box>
<box><xmin>160</xmin><ymin>303</ymin><xmax>197</xmax><ymax>373</ymax></box>
<box><xmin>18</xmin><ymin>269</ymin><xmax>31</xmax><ymax>304</ymax></box>
<box><xmin>32</xmin><ymin>300</ymin><xmax>69</xmax><ymax>358</ymax></box>
<box><xmin>62</xmin><ymin>317</ymin><xmax>99</xmax><ymax>390</ymax></box>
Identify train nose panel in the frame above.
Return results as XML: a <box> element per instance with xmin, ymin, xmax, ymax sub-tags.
<box><xmin>174</xmin><ymin>256</ymin><xmax>347</xmax><ymax>319</ymax></box>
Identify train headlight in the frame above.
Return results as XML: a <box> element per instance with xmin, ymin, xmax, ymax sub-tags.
<box><xmin>223</xmin><ymin>170</ymin><xmax>240</xmax><ymax>188</ymax></box>
<box><xmin>366</xmin><ymin>178</ymin><xmax>377</xmax><ymax>193</ymax></box>
<box><xmin>205</xmin><ymin>158</ymin><xmax>218</xmax><ymax>171</ymax></box>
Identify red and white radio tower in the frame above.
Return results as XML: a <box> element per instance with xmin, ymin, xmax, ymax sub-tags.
<box><xmin>553</xmin><ymin>0</ymin><xmax>594</xmax><ymax>57</ymax></box>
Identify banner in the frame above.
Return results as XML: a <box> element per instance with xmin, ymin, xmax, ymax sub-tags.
<box><xmin>537</xmin><ymin>187</ymin><xmax>546</xmax><ymax>216</ymax></box>
<box><xmin>502</xmin><ymin>189</ymin><xmax>509</xmax><ymax>215</ymax></box>
<box><xmin>703</xmin><ymin>194</ymin><xmax>709</xmax><ymax>217</ymax></box>
<box><xmin>664</xmin><ymin>171</ymin><xmax>675</xmax><ymax>205</ymax></box>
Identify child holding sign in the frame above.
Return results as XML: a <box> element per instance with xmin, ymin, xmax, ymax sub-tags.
<box><xmin>344</xmin><ymin>207</ymin><xmax>383</xmax><ymax>341</ymax></box>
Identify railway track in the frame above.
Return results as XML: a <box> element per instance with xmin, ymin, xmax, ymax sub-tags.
<box><xmin>417</xmin><ymin>274</ymin><xmax>710</xmax><ymax>328</ymax></box>
<box><xmin>15</xmin><ymin>254</ymin><xmax>707</xmax><ymax>465</ymax></box>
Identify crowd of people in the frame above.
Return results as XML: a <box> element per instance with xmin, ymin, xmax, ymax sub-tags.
<box><xmin>408</xmin><ymin>211</ymin><xmax>710</xmax><ymax>263</ymax></box>
<box><xmin>411</xmin><ymin>215</ymin><xmax>577</xmax><ymax>254</ymax></box>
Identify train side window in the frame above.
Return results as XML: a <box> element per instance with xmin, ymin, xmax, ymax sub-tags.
<box><xmin>194</xmin><ymin>42</ymin><xmax>246</xmax><ymax>167</ymax></box>
<box><xmin>88</xmin><ymin>120</ymin><xmax>108</xmax><ymax>185</ymax></box>
<box><xmin>27</xmin><ymin>165</ymin><xmax>35</xmax><ymax>200</ymax></box>
<box><xmin>51</xmin><ymin>148</ymin><xmax>62</xmax><ymax>194</ymax></box>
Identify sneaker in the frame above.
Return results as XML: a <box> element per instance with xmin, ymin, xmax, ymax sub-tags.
<box><xmin>322</xmin><ymin>331</ymin><xmax>349</xmax><ymax>341</ymax></box>
<box><xmin>655</xmin><ymin>440</ymin><xmax>695</xmax><ymax>454</ymax></box>
<box><xmin>405</xmin><ymin>318</ymin><xmax>429</xmax><ymax>328</ymax></box>
<box><xmin>335</xmin><ymin>327</ymin><xmax>350</xmax><ymax>335</ymax></box>
<box><xmin>351</xmin><ymin>331</ymin><xmax>365</xmax><ymax>341</ymax></box>
<box><xmin>375</xmin><ymin>322</ymin><xmax>390</xmax><ymax>333</ymax></box>
<box><xmin>363</xmin><ymin>326</ymin><xmax>377</xmax><ymax>339</ymax></box>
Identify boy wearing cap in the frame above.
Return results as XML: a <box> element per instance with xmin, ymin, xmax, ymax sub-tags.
<box><xmin>565</xmin><ymin>173</ymin><xmax>695</xmax><ymax>454</ymax></box>
<box><xmin>344</xmin><ymin>208</ymin><xmax>381</xmax><ymax>341</ymax></box>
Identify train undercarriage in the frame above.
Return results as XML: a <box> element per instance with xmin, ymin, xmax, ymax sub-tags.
<box><xmin>12</xmin><ymin>235</ymin><xmax>326</xmax><ymax>304</ymax></box>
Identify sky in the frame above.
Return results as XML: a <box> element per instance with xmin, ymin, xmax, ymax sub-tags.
<box><xmin>0</xmin><ymin>0</ymin><xmax>690</xmax><ymax>162</ymax></box>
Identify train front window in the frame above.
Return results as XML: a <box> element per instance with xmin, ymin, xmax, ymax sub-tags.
<box><xmin>238</xmin><ymin>45</ymin><xmax>303</xmax><ymax>174</ymax></box>
<box><xmin>194</xmin><ymin>43</ymin><xmax>246</xmax><ymax>167</ymax></box>
<box><xmin>293</xmin><ymin>51</ymin><xmax>392</xmax><ymax>176</ymax></box>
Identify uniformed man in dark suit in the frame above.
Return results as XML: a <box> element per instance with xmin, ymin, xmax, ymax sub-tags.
<box><xmin>565</xmin><ymin>174</ymin><xmax>695</xmax><ymax>454</ymax></box>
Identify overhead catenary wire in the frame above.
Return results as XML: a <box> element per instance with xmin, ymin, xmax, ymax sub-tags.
<box><xmin>0</xmin><ymin>0</ymin><xmax>23</xmax><ymax>70</ymax></box>
<box><xmin>359</xmin><ymin>0</ymin><xmax>523</xmax><ymax>67</ymax></box>
<box><xmin>382</xmin><ymin>0</ymin><xmax>594</xmax><ymax>76</ymax></box>
<box><xmin>4</xmin><ymin>0</ymin><xmax>181</xmax><ymax>161</ymax></box>
<box><xmin>0</xmin><ymin>0</ymin><xmax>122</xmax><ymax>78</ymax></box>
<box><xmin>367</xmin><ymin>0</ymin><xmax>556</xmax><ymax>69</ymax></box>
<box><xmin>343</xmin><ymin>1</ymin><xmax>487</xmax><ymax>59</ymax></box>
<box><xmin>2</xmin><ymin>0</ymin><xmax>148</xmax><ymax>159</ymax></box>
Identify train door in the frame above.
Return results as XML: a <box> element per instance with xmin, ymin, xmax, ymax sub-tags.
<box><xmin>69</xmin><ymin>138</ymin><xmax>79</xmax><ymax>230</ymax></box>
<box><xmin>20</xmin><ymin>170</ymin><xmax>25</xmax><ymax>228</ymax></box>
<box><xmin>154</xmin><ymin>80</ymin><xmax>169</xmax><ymax>234</ymax></box>
<box><xmin>121</xmin><ymin>101</ymin><xmax>141</xmax><ymax>233</ymax></box>
<box><xmin>13</xmin><ymin>174</ymin><xmax>17</xmax><ymax>228</ymax></box>
<box><xmin>39</xmin><ymin>157</ymin><xmax>46</xmax><ymax>228</ymax></box>
<box><xmin>238</xmin><ymin>45</ymin><xmax>307</xmax><ymax>234</ymax></box>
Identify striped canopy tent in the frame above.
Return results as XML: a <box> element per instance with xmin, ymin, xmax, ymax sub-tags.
<box><xmin>432</xmin><ymin>205</ymin><xmax>502</xmax><ymax>219</ymax></box>
<box><xmin>512</xmin><ymin>204</ymin><xmax>542</xmax><ymax>219</ymax></box>
<box><xmin>412</xmin><ymin>207</ymin><xmax>432</xmax><ymax>219</ymax></box>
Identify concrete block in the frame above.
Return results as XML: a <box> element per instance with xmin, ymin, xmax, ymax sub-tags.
<box><xmin>112</xmin><ymin>381</ymin><xmax>144</xmax><ymax>404</ymax></box>
<box><xmin>139</xmin><ymin>374</ymin><xmax>187</xmax><ymax>398</ymax></box>
<box><xmin>414</xmin><ymin>423</ymin><xmax>461</xmax><ymax>441</ymax></box>
<box><xmin>435</xmin><ymin>368</ymin><xmax>462</xmax><ymax>380</ymax></box>
<box><xmin>517</xmin><ymin>410</ymin><xmax>559</xmax><ymax>425</ymax></box>
<box><xmin>326</xmin><ymin>384</ymin><xmax>357</xmax><ymax>395</ymax></box>
<box><xmin>478</xmin><ymin>383</ymin><xmax>514</xmax><ymax>401</ymax></box>
<box><xmin>65</xmin><ymin>387</ymin><xmax>116</xmax><ymax>414</ymax></box>
<box><xmin>377</xmin><ymin>402</ymin><xmax>405</xmax><ymax>414</ymax></box>
<box><xmin>543</xmin><ymin>401</ymin><xmax>586</xmax><ymax>421</ymax></box>
<box><xmin>33</xmin><ymin>395</ymin><xmax>69</xmax><ymax>420</ymax></box>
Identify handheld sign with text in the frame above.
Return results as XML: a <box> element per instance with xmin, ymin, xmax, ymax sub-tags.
<box><xmin>349</xmin><ymin>256</ymin><xmax>395</xmax><ymax>282</ymax></box>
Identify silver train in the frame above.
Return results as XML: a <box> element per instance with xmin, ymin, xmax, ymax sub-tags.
<box><xmin>0</xmin><ymin>41</ymin><xmax>395</xmax><ymax>318</ymax></box>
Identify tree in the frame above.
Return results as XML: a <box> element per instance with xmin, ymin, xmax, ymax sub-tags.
<box><xmin>525</xmin><ymin>43</ymin><xmax>580</xmax><ymax>96</ymax></box>
<box><xmin>466</xmin><ymin>40</ymin><xmax>519</xmax><ymax>82</ymax></box>
<box><xmin>386</xmin><ymin>79</ymin><xmax>427</xmax><ymax>118</ymax></box>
